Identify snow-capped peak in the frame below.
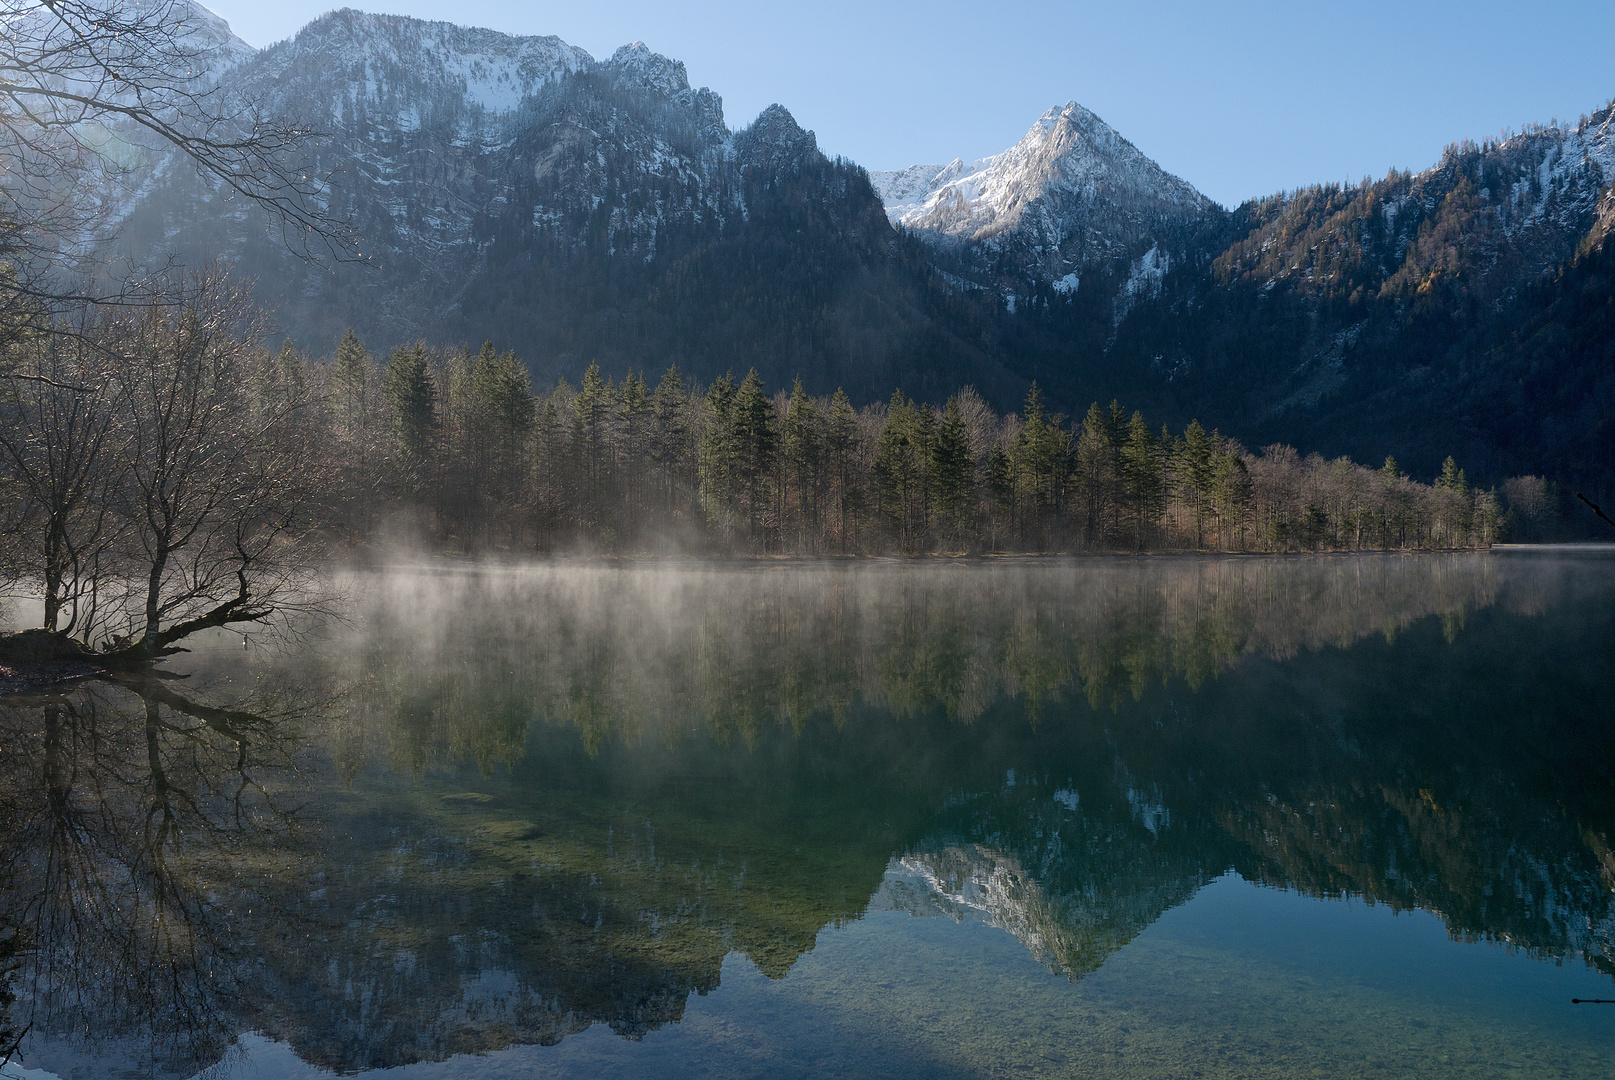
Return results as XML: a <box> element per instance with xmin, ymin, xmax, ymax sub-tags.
<box><xmin>258</xmin><ymin>10</ymin><xmax>593</xmax><ymax>115</ymax></box>
<box><xmin>872</xmin><ymin>100</ymin><xmax>1213</xmax><ymax>242</ymax></box>
<box><xmin>606</xmin><ymin>42</ymin><xmax>689</xmax><ymax>96</ymax></box>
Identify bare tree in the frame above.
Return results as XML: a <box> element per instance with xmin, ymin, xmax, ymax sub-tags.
<box><xmin>0</xmin><ymin>326</ymin><xmax>126</xmax><ymax>635</ymax></box>
<box><xmin>0</xmin><ymin>0</ymin><xmax>348</xmax><ymax>339</ymax></box>
<box><xmin>101</xmin><ymin>271</ymin><xmax>327</xmax><ymax>659</ymax></box>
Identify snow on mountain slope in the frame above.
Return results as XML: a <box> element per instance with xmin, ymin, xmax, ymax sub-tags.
<box><xmin>162</xmin><ymin>0</ymin><xmax>257</xmax><ymax>76</ymax></box>
<box><xmin>879</xmin><ymin>103</ymin><xmax>1213</xmax><ymax>237</ymax></box>
<box><xmin>869</xmin><ymin>102</ymin><xmax>1215</xmax><ymax>292</ymax></box>
<box><xmin>867</xmin><ymin>162</ymin><xmax>946</xmax><ymax>219</ymax></box>
<box><xmin>246</xmin><ymin>8</ymin><xmax>592</xmax><ymax>123</ymax></box>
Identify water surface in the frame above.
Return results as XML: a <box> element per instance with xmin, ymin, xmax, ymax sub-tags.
<box><xmin>2</xmin><ymin>552</ymin><xmax>1612</xmax><ymax>1078</ymax></box>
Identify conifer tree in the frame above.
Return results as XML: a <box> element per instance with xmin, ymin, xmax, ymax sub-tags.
<box><xmin>651</xmin><ymin>365</ymin><xmax>697</xmax><ymax>525</ymax></box>
<box><xmin>825</xmin><ymin>388</ymin><xmax>859</xmax><ymax>554</ymax></box>
<box><xmin>1075</xmin><ymin>400</ymin><xmax>1114</xmax><ymax>547</ymax></box>
<box><xmin>1181</xmin><ymin>420</ymin><xmax>1214</xmax><ymax>548</ymax></box>
<box><xmin>931</xmin><ymin>396</ymin><xmax>974</xmax><ymax>547</ymax></box>
<box><xmin>617</xmin><ymin>371</ymin><xmax>650</xmax><ymax>538</ymax></box>
<box><xmin>1121</xmin><ymin>411</ymin><xmax>1162</xmax><ymax>550</ymax></box>
<box><xmin>1214</xmin><ymin>450</ymin><xmax>1254</xmax><ymax>550</ymax></box>
<box><xmin>333</xmin><ymin>329</ymin><xmax>370</xmax><ymax>436</ymax></box>
<box><xmin>383</xmin><ymin>342</ymin><xmax>438</xmax><ymax>498</ymax></box>
<box><xmin>984</xmin><ymin>443</ymin><xmax>1014</xmax><ymax>549</ymax></box>
<box><xmin>782</xmin><ymin>377</ymin><xmax>824</xmax><ymax>550</ymax></box>
<box><xmin>570</xmin><ymin>362</ymin><xmax>613</xmax><ymax>535</ymax></box>
<box><xmin>701</xmin><ymin>373</ymin><xmax>738</xmax><ymax>536</ymax></box>
<box><xmin>875</xmin><ymin>389</ymin><xmax>924</xmax><ymax>551</ymax></box>
<box><xmin>732</xmin><ymin>369</ymin><xmax>777</xmax><ymax>547</ymax></box>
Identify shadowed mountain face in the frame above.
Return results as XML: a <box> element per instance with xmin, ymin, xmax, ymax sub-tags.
<box><xmin>113</xmin><ymin>8</ymin><xmax>1016</xmax><ymax>405</ymax></box>
<box><xmin>92</xmin><ymin>6</ymin><xmax>1615</xmax><ymax>484</ymax></box>
<box><xmin>1</xmin><ymin>553</ymin><xmax>1612</xmax><ymax>1077</ymax></box>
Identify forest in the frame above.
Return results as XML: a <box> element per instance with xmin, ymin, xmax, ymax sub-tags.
<box><xmin>311</xmin><ymin>326</ymin><xmax>1531</xmax><ymax>557</ymax></box>
<box><xmin>0</xmin><ymin>271</ymin><xmax>1540</xmax><ymax>650</ymax></box>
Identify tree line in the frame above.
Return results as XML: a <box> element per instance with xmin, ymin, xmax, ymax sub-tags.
<box><xmin>0</xmin><ymin>290</ymin><xmax>1539</xmax><ymax>651</ymax></box>
<box><xmin>312</xmin><ymin>328</ymin><xmax>1517</xmax><ymax>555</ymax></box>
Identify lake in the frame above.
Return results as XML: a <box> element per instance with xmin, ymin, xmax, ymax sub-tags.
<box><xmin>1</xmin><ymin>550</ymin><xmax>1612</xmax><ymax>1079</ymax></box>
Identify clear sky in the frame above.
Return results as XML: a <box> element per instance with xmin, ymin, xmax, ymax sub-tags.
<box><xmin>202</xmin><ymin>0</ymin><xmax>1615</xmax><ymax>208</ymax></box>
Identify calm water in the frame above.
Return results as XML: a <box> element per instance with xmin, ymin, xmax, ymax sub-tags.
<box><xmin>2</xmin><ymin>551</ymin><xmax>1613</xmax><ymax>1079</ymax></box>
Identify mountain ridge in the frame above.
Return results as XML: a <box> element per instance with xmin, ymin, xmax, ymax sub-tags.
<box><xmin>82</xmin><ymin>4</ymin><xmax>1615</xmax><ymax>487</ymax></box>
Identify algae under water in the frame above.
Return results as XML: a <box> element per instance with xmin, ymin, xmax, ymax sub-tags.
<box><xmin>0</xmin><ymin>551</ymin><xmax>1612</xmax><ymax>1078</ymax></box>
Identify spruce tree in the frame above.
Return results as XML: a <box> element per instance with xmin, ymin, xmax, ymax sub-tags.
<box><xmin>1181</xmin><ymin>420</ymin><xmax>1214</xmax><ymax>548</ymax></box>
<box><xmin>782</xmin><ymin>377</ymin><xmax>824</xmax><ymax>551</ymax></box>
<box><xmin>732</xmin><ymin>369</ymin><xmax>777</xmax><ymax>547</ymax></box>
<box><xmin>1074</xmin><ymin>401</ymin><xmax>1113</xmax><ymax>547</ymax></box>
<box><xmin>570</xmin><ymin>362</ymin><xmax>613</xmax><ymax>532</ymax></box>
<box><xmin>1121</xmin><ymin>411</ymin><xmax>1161</xmax><ymax>550</ymax></box>
<box><xmin>875</xmin><ymin>390</ymin><xmax>923</xmax><ymax>550</ymax></box>
<box><xmin>652</xmin><ymin>365</ymin><xmax>694</xmax><ymax>520</ymax></box>
<box><xmin>825</xmin><ymin>388</ymin><xmax>859</xmax><ymax>554</ymax></box>
<box><xmin>333</xmin><ymin>328</ymin><xmax>369</xmax><ymax>437</ymax></box>
<box><xmin>931</xmin><ymin>396</ymin><xmax>974</xmax><ymax>546</ymax></box>
<box><xmin>701</xmin><ymin>373</ymin><xmax>738</xmax><ymax>535</ymax></box>
<box><xmin>383</xmin><ymin>342</ymin><xmax>438</xmax><ymax>498</ymax></box>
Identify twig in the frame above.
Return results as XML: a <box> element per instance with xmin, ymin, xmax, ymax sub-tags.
<box><xmin>1576</xmin><ymin>493</ymin><xmax>1615</xmax><ymax>533</ymax></box>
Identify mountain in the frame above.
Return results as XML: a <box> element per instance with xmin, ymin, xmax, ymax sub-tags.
<box><xmin>108</xmin><ymin>6</ymin><xmax>1021</xmax><ymax>403</ymax></box>
<box><xmin>869</xmin><ymin>101</ymin><xmax>1217</xmax><ymax>306</ymax></box>
<box><xmin>87</xmin><ymin>5</ymin><xmax>1615</xmax><ymax>489</ymax></box>
<box><xmin>1091</xmin><ymin>107</ymin><xmax>1615</xmax><ymax>482</ymax></box>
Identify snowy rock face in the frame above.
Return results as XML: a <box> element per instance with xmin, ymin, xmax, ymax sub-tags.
<box><xmin>607</xmin><ymin>41</ymin><xmax>690</xmax><ymax>96</ymax></box>
<box><xmin>102</xmin><ymin>8</ymin><xmax>864</xmax><ymax>355</ymax></box>
<box><xmin>869</xmin><ymin>102</ymin><xmax>1216</xmax><ymax>290</ymax></box>
<box><xmin>154</xmin><ymin>0</ymin><xmax>258</xmax><ymax>76</ymax></box>
<box><xmin>248</xmin><ymin>9</ymin><xmax>592</xmax><ymax>122</ymax></box>
<box><xmin>866</xmin><ymin>162</ymin><xmax>946</xmax><ymax>219</ymax></box>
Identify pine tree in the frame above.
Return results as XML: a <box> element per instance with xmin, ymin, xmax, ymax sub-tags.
<box><xmin>570</xmin><ymin>362</ymin><xmax>613</xmax><ymax>534</ymax></box>
<box><xmin>875</xmin><ymin>389</ymin><xmax>924</xmax><ymax>551</ymax></box>
<box><xmin>931</xmin><ymin>396</ymin><xmax>974</xmax><ymax>547</ymax></box>
<box><xmin>333</xmin><ymin>328</ymin><xmax>369</xmax><ymax>437</ymax></box>
<box><xmin>328</xmin><ymin>329</ymin><xmax>377</xmax><ymax>539</ymax></box>
<box><xmin>701</xmin><ymin>373</ymin><xmax>738</xmax><ymax>536</ymax></box>
<box><xmin>732</xmin><ymin>369</ymin><xmax>777</xmax><ymax>548</ymax></box>
<box><xmin>1214</xmin><ymin>451</ymin><xmax>1254</xmax><ymax>550</ymax></box>
<box><xmin>1074</xmin><ymin>400</ymin><xmax>1114</xmax><ymax>547</ymax></box>
<box><xmin>383</xmin><ymin>342</ymin><xmax>438</xmax><ymax>498</ymax></box>
<box><xmin>782</xmin><ymin>377</ymin><xmax>824</xmax><ymax>552</ymax></box>
<box><xmin>1181</xmin><ymin>420</ymin><xmax>1214</xmax><ymax>548</ymax></box>
<box><xmin>984</xmin><ymin>443</ymin><xmax>1013</xmax><ymax>550</ymax></box>
<box><xmin>1120</xmin><ymin>411</ymin><xmax>1161</xmax><ymax>550</ymax></box>
<box><xmin>825</xmin><ymin>388</ymin><xmax>859</xmax><ymax>554</ymax></box>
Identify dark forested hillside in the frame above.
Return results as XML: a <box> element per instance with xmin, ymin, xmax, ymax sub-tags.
<box><xmin>1074</xmin><ymin>108</ymin><xmax>1615</xmax><ymax>485</ymax></box>
<box><xmin>99</xmin><ymin>9</ymin><xmax>1615</xmax><ymax>496</ymax></box>
<box><xmin>118</xmin><ymin>12</ymin><xmax>1022</xmax><ymax>406</ymax></box>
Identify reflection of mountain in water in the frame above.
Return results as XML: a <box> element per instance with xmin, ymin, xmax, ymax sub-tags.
<box><xmin>2</xmin><ymin>553</ymin><xmax>1613</xmax><ymax>1077</ymax></box>
<box><xmin>876</xmin><ymin>840</ymin><xmax>1208</xmax><ymax>981</ymax></box>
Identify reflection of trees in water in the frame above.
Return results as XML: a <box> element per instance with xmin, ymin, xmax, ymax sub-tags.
<box><xmin>0</xmin><ymin>681</ymin><xmax>310</xmax><ymax>1079</ymax></box>
<box><xmin>326</xmin><ymin>555</ymin><xmax>1501</xmax><ymax>762</ymax></box>
<box><xmin>2</xmin><ymin>555</ymin><xmax>1610</xmax><ymax>1076</ymax></box>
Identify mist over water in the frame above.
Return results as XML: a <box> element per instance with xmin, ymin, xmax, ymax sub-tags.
<box><xmin>2</xmin><ymin>551</ymin><xmax>1613</xmax><ymax>1079</ymax></box>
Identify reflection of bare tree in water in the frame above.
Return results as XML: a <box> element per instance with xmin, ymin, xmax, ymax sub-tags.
<box><xmin>0</xmin><ymin>678</ymin><xmax>311</xmax><ymax>1077</ymax></box>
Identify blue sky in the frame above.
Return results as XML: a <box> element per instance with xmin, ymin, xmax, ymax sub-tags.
<box><xmin>204</xmin><ymin>1</ymin><xmax>1615</xmax><ymax>207</ymax></box>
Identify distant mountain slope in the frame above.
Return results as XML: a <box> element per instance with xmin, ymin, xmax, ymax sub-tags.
<box><xmin>110</xmin><ymin>7</ymin><xmax>1017</xmax><ymax>401</ymax></box>
<box><xmin>89</xmin><ymin>6</ymin><xmax>1615</xmax><ymax>488</ymax></box>
<box><xmin>869</xmin><ymin>102</ymin><xmax>1217</xmax><ymax>297</ymax></box>
<box><xmin>1087</xmin><ymin>106</ymin><xmax>1615</xmax><ymax>481</ymax></box>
